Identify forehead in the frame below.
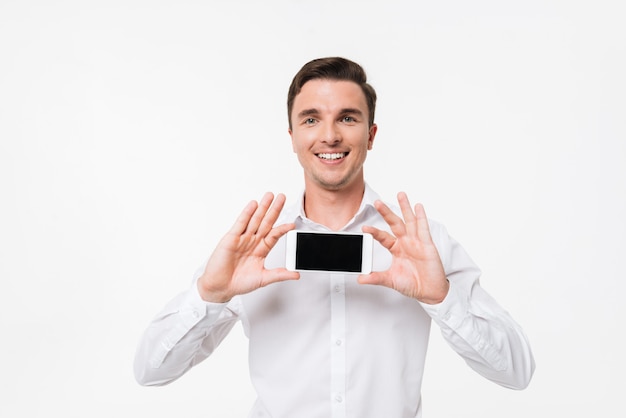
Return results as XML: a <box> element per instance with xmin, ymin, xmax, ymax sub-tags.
<box><xmin>293</xmin><ymin>79</ymin><xmax>368</xmax><ymax>113</ymax></box>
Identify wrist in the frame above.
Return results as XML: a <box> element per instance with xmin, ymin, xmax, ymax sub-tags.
<box><xmin>420</xmin><ymin>278</ymin><xmax>450</xmax><ymax>305</ymax></box>
<box><xmin>196</xmin><ymin>276</ymin><xmax>232</xmax><ymax>303</ymax></box>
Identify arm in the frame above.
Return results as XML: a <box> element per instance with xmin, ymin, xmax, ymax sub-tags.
<box><xmin>133</xmin><ymin>279</ymin><xmax>239</xmax><ymax>386</ymax></box>
<box><xmin>360</xmin><ymin>192</ymin><xmax>535</xmax><ymax>389</ymax></box>
<box><xmin>421</xmin><ymin>225</ymin><xmax>535</xmax><ymax>389</ymax></box>
<box><xmin>134</xmin><ymin>192</ymin><xmax>300</xmax><ymax>386</ymax></box>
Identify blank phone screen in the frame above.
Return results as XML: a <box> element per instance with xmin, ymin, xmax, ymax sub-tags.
<box><xmin>295</xmin><ymin>232</ymin><xmax>363</xmax><ymax>272</ymax></box>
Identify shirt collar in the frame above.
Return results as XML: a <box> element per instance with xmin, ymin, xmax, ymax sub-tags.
<box><xmin>284</xmin><ymin>183</ymin><xmax>380</xmax><ymax>231</ymax></box>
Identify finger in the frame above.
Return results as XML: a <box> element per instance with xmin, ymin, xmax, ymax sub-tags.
<box><xmin>362</xmin><ymin>225</ymin><xmax>396</xmax><ymax>250</ymax></box>
<box><xmin>256</xmin><ymin>193</ymin><xmax>287</xmax><ymax>238</ymax></box>
<box><xmin>245</xmin><ymin>192</ymin><xmax>275</xmax><ymax>235</ymax></box>
<box><xmin>260</xmin><ymin>268</ymin><xmax>301</xmax><ymax>287</ymax></box>
<box><xmin>262</xmin><ymin>222</ymin><xmax>296</xmax><ymax>253</ymax></box>
<box><xmin>414</xmin><ymin>203</ymin><xmax>433</xmax><ymax>242</ymax></box>
<box><xmin>373</xmin><ymin>199</ymin><xmax>407</xmax><ymax>237</ymax></box>
<box><xmin>397</xmin><ymin>192</ymin><xmax>418</xmax><ymax>236</ymax></box>
<box><xmin>229</xmin><ymin>199</ymin><xmax>259</xmax><ymax>236</ymax></box>
<box><xmin>357</xmin><ymin>271</ymin><xmax>390</xmax><ymax>287</ymax></box>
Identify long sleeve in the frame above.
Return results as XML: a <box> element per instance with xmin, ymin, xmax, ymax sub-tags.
<box><xmin>133</xmin><ymin>279</ymin><xmax>240</xmax><ymax>386</ymax></box>
<box><xmin>421</xmin><ymin>222</ymin><xmax>536</xmax><ymax>389</ymax></box>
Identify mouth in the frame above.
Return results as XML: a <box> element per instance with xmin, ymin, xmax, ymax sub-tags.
<box><xmin>316</xmin><ymin>152</ymin><xmax>348</xmax><ymax>161</ymax></box>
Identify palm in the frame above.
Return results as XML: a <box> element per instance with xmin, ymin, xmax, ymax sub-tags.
<box><xmin>198</xmin><ymin>193</ymin><xmax>299</xmax><ymax>303</ymax></box>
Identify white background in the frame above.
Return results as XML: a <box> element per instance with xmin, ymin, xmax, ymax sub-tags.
<box><xmin>1</xmin><ymin>0</ymin><xmax>624</xmax><ymax>416</ymax></box>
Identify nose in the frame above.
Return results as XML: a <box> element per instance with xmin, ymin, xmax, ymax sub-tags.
<box><xmin>321</xmin><ymin>121</ymin><xmax>341</xmax><ymax>144</ymax></box>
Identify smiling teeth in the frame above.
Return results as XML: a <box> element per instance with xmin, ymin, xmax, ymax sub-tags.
<box><xmin>318</xmin><ymin>153</ymin><xmax>346</xmax><ymax>160</ymax></box>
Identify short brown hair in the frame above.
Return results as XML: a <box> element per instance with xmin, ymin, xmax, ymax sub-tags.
<box><xmin>287</xmin><ymin>57</ymin><xmax>377</xmax><ymax>129</ymax></box>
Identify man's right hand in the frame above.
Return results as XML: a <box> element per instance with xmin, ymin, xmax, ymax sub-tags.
<box><xmin>197</xmin><ymin>192</ymin><xmax>300</xmax><ymax>303</ymax></box>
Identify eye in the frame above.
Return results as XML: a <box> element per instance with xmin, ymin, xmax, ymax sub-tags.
<box><xmin>342</xmin><ymin>116</ymin><xmax>356</xmax><ymax>123</ymax></box>
<box><xmin>304</xmin><ymin>117</ymin><xmax>317</xmax><ymax>125</ymax></box>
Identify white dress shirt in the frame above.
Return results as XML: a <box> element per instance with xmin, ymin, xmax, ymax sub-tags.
<box><xmin>134</xmin><ymin>184</ymin><xmax>535</xmax><ymax>417</ymax></box>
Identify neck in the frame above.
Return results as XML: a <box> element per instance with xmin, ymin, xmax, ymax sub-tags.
<box><xmin>303</xmin><ymin>181</ymin><xmax>365</xmax><ymax>231</ymax></box>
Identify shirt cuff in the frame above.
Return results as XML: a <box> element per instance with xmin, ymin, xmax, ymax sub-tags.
<box><xmin>148</xmin><ymin>285</ymin><xmax>231</xmax><ymax>369</ymax></box>
<box><xmin>420</xmin><ymin>280</ymin><xmax>469</xmax><ymax>330</ymax></box>
<box><xmin>182</xmin><ymin>281</ymin><xmax>231</xmax><ymax>327</ymax></box>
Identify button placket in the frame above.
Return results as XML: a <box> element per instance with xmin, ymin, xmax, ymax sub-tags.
<box><xmin>330</xmin><ymin>273</ymin><xmax>346</xmax><ymax>418</ymax></box>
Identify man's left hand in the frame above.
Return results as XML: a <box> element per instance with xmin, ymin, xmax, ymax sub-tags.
<box><xmin>360</xmin><ymin>192</ymin><xmax>449</xmax><ymax>305</ymax></box>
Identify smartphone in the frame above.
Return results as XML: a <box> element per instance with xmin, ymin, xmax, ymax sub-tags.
<box><xmin>285</xmin><ymin>230</ymin><xmax>373</xmax><ymax>274</ymax></box>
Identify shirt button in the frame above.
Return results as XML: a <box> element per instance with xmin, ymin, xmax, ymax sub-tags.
<box><xmin>334</xmin><ymin>285</ymin><xmax>341</xmax><ymax>292</ymax></box>
<box><xmin>192</xmin><ymin>310</ymin><xmax>200</xmax><ymax>318</ymax></box>
<box><xmin>335</xmin><ymin>394</ymin><xmax>343</xmax><ymax>403</ymax></box>
<box><xmin>335</xmin><ymin>339</ymin><xmax>343</xmax><ymax>346</ymax></box>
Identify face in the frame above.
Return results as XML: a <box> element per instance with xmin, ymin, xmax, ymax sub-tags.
<box><xmin>288</xmin><ymin>79</ymin><xmax>377</xmax><ymax>193</ymax></box>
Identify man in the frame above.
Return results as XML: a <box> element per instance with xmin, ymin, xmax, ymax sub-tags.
<box><xmin>134</xmin><ymin>57</ymin><xmax>535</xmax><ymax>417</ymax></box>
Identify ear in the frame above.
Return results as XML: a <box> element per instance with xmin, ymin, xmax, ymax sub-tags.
<box><xmin>288</xmin><ymin>128</ymin><xmax>296</xmax><ymax>152</ymax></box>
<box><xmin>367</xmin><ymin>124</ymin><xmax>378</xmax><ymax>150</ymax></box>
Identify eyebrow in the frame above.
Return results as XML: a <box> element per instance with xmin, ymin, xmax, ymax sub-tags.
<box><xmin>296</xmin><ymin>108</ymin><xmax>364</xmax><ymax>119</ymax></box>
<box><xmin>297</xmin><ymin>108</ymin><xmax>320</xmax><ymax>119</ymax></box>
<box><xmin>339</xmin><ymin>108</ymin><xmax>364</xmax><ymax>117</ymax></box>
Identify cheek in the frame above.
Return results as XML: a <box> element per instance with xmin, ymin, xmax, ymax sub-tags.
<box><xmin>290</xmin><ymin>133</ymin><xmax>302</xmax><ymax>153</ymax></box>
<box><xmin>292</xmin><ymin>140</ymin><xmax>311</xmax><ymax>159</ymax></box>
<box><xmin>292</xmin><ymin>132</ymin><xmax>315</xmax><ymax>152</ymax></box>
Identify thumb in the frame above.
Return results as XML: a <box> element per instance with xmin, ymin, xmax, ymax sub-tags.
<box><xmin>358</xmin><ymin>271</ymin><xmax>388</xmax><ymax>287</ymax></box>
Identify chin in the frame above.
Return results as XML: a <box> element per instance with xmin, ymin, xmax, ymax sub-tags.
<box><xmin>316</xmin><ymin>177</ymin><xmax>355</xmax><ymax>191</ymax></box>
